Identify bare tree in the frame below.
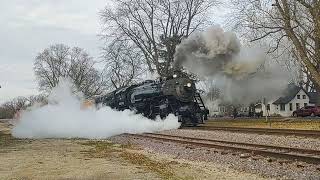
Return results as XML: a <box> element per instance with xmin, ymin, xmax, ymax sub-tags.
<box><xmin>103</xmin><ymin>41</ymin><xmax>144</xmax><ymax>89</ymax></box>
<box><xmin>100</xmin><ymin>0</ymin><xmax>216</xmax><ymax>77</ymax></box>
<box><xmin>34</xmin><ymin>44</ymin><xmax>107</xmax><ymax>97</ymax></box>
<box><xmin>0</xmin><ymin>97</ymin><xmax>29</xmax><ymax>118</ymax></box>
<box><xmin>230</xmin><ymin>0</ymin><xmax>320</xmax><ymax>91</ymax></box>
<box><xmin>28</xmin><ymin>94</ymin><xmax>48</xmax><ymax>106</ymax></box>
<box><xmin>5</xmin><ymin>97</ymin><xmax>28</xmax><ymax>111</ymax></box>
<box><xmin>0</xmin><ymin>94</ymin><xmax>49</xmax><ymax>119</ymax></box>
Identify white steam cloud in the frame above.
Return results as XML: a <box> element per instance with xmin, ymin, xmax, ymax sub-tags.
<box><xmin>174</xmin><ymin>26</ymin><xmax>290</xmax><ymax>104</ymax></box>
<box><xmin>12</xmin><ymin>80</ymin><xmax>180</xmax><ymax>139</ymax></box>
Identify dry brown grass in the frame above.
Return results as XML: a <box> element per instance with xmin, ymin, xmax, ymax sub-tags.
<box><xmin>206</xmin><ymin>118</ymin><xmax>320</xmax><ymax>130</ymax></box>
<box><xmin>81</xmin><ymin>140</ymin><xmax>179</xmax><ymax>180</ymax></box>
<box><xmin>0</xmin><ymin>132</ymin><xmax>31</xmax><ymax>152</ymax></box>
<box><xmin>80</xmin><ymin>140</ymin><xmax>121</xmax><ymax>158</ymax></box>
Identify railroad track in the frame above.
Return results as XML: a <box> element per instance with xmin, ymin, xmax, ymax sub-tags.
<box><xmin>128</xmin><ymin>133</ymin><xmax>320</xmax><ymax>165</ymax></box>
<box><xmin>184</xmin><ymin>126</ymin><xmax>320</xmax><ymax>138</ymax></box>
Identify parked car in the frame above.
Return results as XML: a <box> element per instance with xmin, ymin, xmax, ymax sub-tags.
<box><xmin>292</xmin><ymin>106</ymin><xmax>320</xmax><ymax>117</ymax></box>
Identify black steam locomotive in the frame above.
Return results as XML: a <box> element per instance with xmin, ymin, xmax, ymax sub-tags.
<box><xmin>95</xmin><ymin>73</ymin><xmax>209</xmax><ymax>126</ymax></box>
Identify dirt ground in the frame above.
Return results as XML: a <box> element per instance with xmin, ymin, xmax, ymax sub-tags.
<box><xmin>0</xmin><ymin>120</ymin><xmax>265</xmax><ymax>180</ymax></box>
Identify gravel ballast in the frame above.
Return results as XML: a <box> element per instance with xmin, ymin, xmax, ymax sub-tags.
<box><xmin>160</xmin><ymin>129</ymin><xmax>320</xmax><ymax>150</ymax></box>
<box><xmin>110</xmin><ymin>129</ymin><xmax>320</xmax><ymax>179</ymax></box>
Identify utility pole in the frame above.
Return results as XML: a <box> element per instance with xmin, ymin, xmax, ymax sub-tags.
<box><xmin>263</xmin><ymin>97</ymin><xmax>271</xmax><ymax>128</ymax></box>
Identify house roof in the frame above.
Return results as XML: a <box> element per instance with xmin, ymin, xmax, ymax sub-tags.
<box><xmin>273</xmin><ymin>84</ymin><xmax>308</xmax><ymax>105</ymax></box>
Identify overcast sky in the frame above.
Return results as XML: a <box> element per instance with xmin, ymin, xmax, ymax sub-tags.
<box><xmin>0</xmin><ymin>0</ymin><xmax>107</xmax><ymax>104</ymax></box>
<box><xmin>0</xmin><ymin>0</ymin><xmax>229</xmax><ymax>104</ymax></box>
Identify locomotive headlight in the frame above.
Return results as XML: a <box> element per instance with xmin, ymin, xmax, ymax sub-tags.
<box><xmin>173</xmin><ymin>74</ymin><xmax>177</xmax><ymax>78</ymax></box>
<box><xmin>186</xmin><ymin>83</ymin><xmax>192</xmax><ymax>87</ymax></box>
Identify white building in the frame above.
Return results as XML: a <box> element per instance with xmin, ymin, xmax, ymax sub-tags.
<box><xmin>260</xmin><ymin>84</ymin><xmax>318</xmax><ymax>117</ymax></box>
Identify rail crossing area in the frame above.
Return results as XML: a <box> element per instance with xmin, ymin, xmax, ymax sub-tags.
<box><xmin>110</xmin><ymin>118</ymin><xmax>320</xmax><ymax>179</ymax></box>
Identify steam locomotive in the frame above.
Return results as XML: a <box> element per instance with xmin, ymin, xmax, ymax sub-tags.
<box><xmin>95</xmin><ymin>72</ymin><xmax>209</xmax><ymax>126</ymax></box>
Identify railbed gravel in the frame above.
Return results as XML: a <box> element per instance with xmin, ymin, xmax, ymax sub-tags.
<box><xmin>109</xmin><ymin>130</ymin><xmax>320</xmax><ymax>180</ymax></box>
<box><xmin>160</xmin><ymin>129</ymin><xmax>320</xmax><ymax>151</ymax></box>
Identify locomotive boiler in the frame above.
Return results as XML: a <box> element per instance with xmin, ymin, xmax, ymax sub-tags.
<box><xmin>95</xmin><ymin>73</ymin><xmax>209</xmax><ymax>126</ymax></box>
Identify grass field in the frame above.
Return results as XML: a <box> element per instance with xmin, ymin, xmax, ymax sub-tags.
<box><xmin>205</xmin><ymin>118</ymin><xmax>320</xmax><ymax>130</ymax></box>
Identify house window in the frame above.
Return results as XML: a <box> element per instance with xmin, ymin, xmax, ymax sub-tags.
<box><xmin>297</xmin><ymin>95</ymin><xmax>300</xmax><ymax>99</ymax></box>
<box><xmin>304</xmin><ymin>103</ymin><xmax>307</xmax><ymax>107</ymax></box>
<box><xmin>296</xmin><ymin>103</ymin><xmax>300</xmax><ymax>110</ymax></box>
<box><xmin>289</xmin><ymin>103</ymin><xmax>293</xmax><ymax>111</ymax></box>
<box><xmin>303</xmin><ymin>95</ymin><xmax>306</xmax><ymax>99</ymax></box>
<box><xmin>280</xmin><ymin>104</ymin><xmax>285</xmax><ymax>111</ymax></box>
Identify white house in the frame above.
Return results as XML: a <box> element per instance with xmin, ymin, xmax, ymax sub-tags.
<box><xmin>260</xmin><ymin>84</ymin><xmax>318</xmax><ymax>117</ymax></box>
<box><xmin>213</xmin><ymin>84</ymin><xmax>319</xmax><ymax>117</ymax></box>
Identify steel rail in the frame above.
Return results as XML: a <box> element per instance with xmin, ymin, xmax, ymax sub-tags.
<box><xmin>128</xmin><ymin>133</ymin><xmax>320</xmax><ymax>165</ymax></box>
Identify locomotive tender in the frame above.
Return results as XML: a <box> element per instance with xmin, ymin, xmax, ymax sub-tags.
<box><xmin>95</xmin><ymin>73</ymin><xmax>209</xmax><ymax>126</ymax></box>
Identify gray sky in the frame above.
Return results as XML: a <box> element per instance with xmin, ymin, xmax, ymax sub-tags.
<box><xmin>0</xmin><ymin>0</ymin><xmax>230</xmax><ymax>104</ymax></box>
<box><xmin>0</xmin><ymin>0</ymin><xmax>106</xmax><ymax>104</ymax></box>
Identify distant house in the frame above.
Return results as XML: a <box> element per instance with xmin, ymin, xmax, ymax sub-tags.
<box><xmin>260</xmin><ymin>84</ymin><xmax>319</xmax><ymax>117</ymax></box>
<box><xmin>216</xmin><ymin>103</ymin><xmax>230</xmax><ymax>116</ymax></box>
<box><xmin>216</xmin><ymin>103</ymin><xmax>252</xmax><ymax>117</ymax></box>
<box><xmin>254</xmin><ymin>103</ymin><xmax>262</xmax><ymax>114</ymax></box>
<box><xmin>212</xmin><ymin>84</ymin><xmax>320</xmax><ymax>117</ymax></box>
